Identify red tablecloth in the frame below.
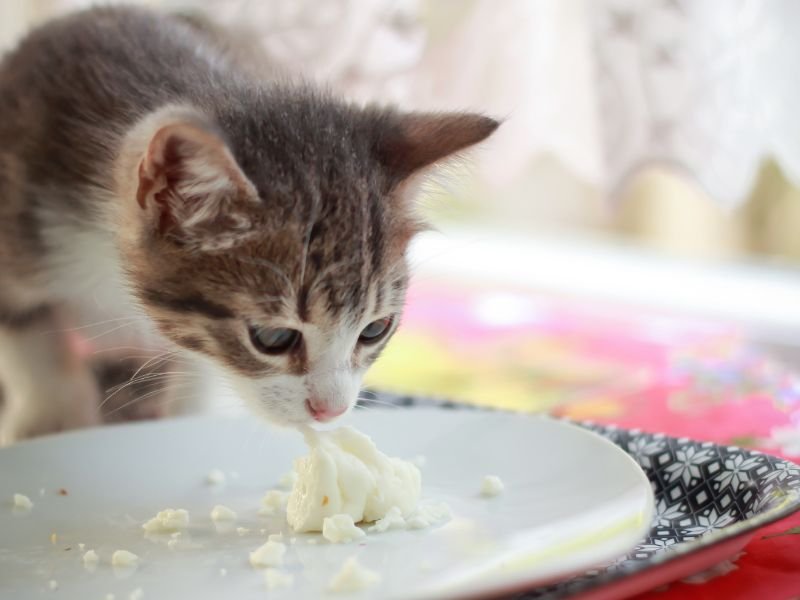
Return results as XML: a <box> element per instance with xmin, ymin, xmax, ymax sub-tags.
<box><xmin>366</xmin><ymin>282</ymin><xmax>800</xmax><ymax>599</ymax></box>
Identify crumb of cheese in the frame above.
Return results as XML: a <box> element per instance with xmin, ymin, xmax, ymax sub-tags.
<box><xmin>48</xmin><ymin>580</ymin><xmax>58</xmax><ymax>590</ymax></box>
<box><xmin>13</xmin><ymin>494</ymin><xmax>33</xmax><ymax>511</ymax></box>
<box><xmin>249</xmin><ymin>540</ymin><xmax>286</xmax><ymax>568</ymax></box>
<box><xmin>322</xmin><ymin>515</ymin><xmax>365</xmax><ymax>544</ymax></box>
<box><xmin>259</xmin><ymin>490</ymin><xmax>287</xmax><ymax>516</ymax></box>
<box><xmin>206</xmin><ymin>469</ymin><xmax>226</xmax><ymax>485</ymax></box>
<box><xmin>210</xmin><ymin>505</ymin><xmax>237</xmax><ymax>521</ymax></box>
<box><xmin>83</xmin><ymin>549</ymin><xmax>99</xmax><ymax>566</ymax></box>
<box><xmin>367</xmin><ymin>507</ymin><xmax>406</xmax><ymax>533</ymax></box>
<box><xmin>279</xmin><ymin>471</ymin><xmax>298</xmax><ymax>490</ymax></box>
<box><xmin>480</xmin><ymin>475</ymin><xmax>505</xmax><ymax>497</ymax></box>
<box><xmin>264</xmin><ymin>568</ymin><xmax>294</xmax><ymax>590</ymax></box>
<box><xmin>111</xmin><ymin>550</ymin><xmax>139</xmax><ymax>567</ymax></box>
<box><xmin>142</xmin><ymin>509</ymin><xmax>189</xmax><ymax>533</ymax></box>
<box><xmin>327</xmin><ymin>557</ymin><xmax>381</xmax><ymax>593</ymax></box>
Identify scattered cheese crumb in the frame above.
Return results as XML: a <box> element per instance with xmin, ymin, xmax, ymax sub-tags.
<box><xmin>48</xmin><ymin>580</ymin><xmax>58</xmax><ymax>590</ymax></box>
<box><xmin>50</xmin><ymin>533</ymin><xmax>57</xmax><ymax>545</ymax></box>
<box><xmin>323</xmin><ymin>514</ymin><xmax>366</xmax><ymax>544</ymax></box>
<box><xmin>206</xmin><ymin>469</ymin><xmax>226</xmax><ymax>486</ymax></box>
<box><xmin>236</xmin><ymin>527</ymin><xmax>249</xmax><ymax>536</ymax></box>
<box><xmin>248</xmin><ymin>540</ymin><xmax>286</xmax><ymax>568</ymax></box>
<box><xmin>13</xmin><ymin>493</ymin><xmax>33</xmax><ymax>511</ymax></box>
<box><xmin>210</xmin><ymin>505</ymin><xmax>237</xmax><ymax>521</ymax></box>
<box><xmin>279</xmin><ymin>471</ymin><xmax>298</xmax><ymax>490</ymax></box>
<box><xmin>328</xmin><ymin>557</ymin><xmax>381</xmax><ymax>593</ymax></box>
<box><xmin>406</xmin><ymin>502</ymin><xmax>452</xmax><ymax>530</ymax></box>
<box><xmin>480</xmin><ymin>475</ymin><xmax>505</xmax><ymax>497</ymax></box>
<box><xmin>111</xmin><ymin>550</ymin><xmax>139</xmax><ymax>567</ymax></box>
<box><xmin>259</xmin><ymin>491</ymin><xmax>287</xmax><ymax>516</ymax></box>
<box><xmin>219</xmin><ymin>568</ymin><xmax>227</xmax><ymax>577</ymax></box>
<box><xmin>268</xmin><ymin>533</ymin><xmax>283</xmax><ymax>543</ymax></box>
<box><xmin>78</xmin><ymin>543</ymin><xmax>85</xmax><ymax>551</ymax></box>
<box><xmin>142</xmin><ymin>509</ymin><xmax>189</xmax><ymax>533</ymax></box>
<box><xmin>368</xmin><ymin>507</ymin><xmax>406</xmax><ymax>533</ymax></box>
<box><xmin>83</xmin><ymin>549</ymin><xmax>99</xmax><ymax>566</ymax></box>
<box><xmin>264</xmin><ymin>568</ymin><xmax>294</xmax><ymax>590</ymax></box>
<box><xmin>129</xmin><ymin>588</ymin><xmax>144</xmax><ymax>600</ymax></box>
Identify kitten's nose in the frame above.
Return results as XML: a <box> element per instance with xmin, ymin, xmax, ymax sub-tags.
<box><xmin>305</xmin><ymin>398</ymin><xmax>347</xmax><ymax>422</ymax></box>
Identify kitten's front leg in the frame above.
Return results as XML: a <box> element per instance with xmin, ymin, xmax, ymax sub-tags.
<box><xmin>0</xmin><ymin>306</ymin><xmax>100</xmax><ymax>445</ymax></box>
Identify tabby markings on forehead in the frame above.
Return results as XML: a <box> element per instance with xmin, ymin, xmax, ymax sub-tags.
<box><xmin>140</xmin><ymin>288</ymin><xmax>234</xmax><ymax>320</ymax></box>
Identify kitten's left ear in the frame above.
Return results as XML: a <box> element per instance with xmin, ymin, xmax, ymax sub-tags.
<box><xmin>136</xmin><ymin>117</ymin><xmax>259</xmax><ymax>250</ymax></box>
<box><xmin>374</xmin><ymin>111</ymin><xmax>500</xmax><ymax>179</ymax></box>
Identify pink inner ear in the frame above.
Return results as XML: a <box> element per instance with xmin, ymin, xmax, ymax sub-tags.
<box><xmin>136</xmin><ymin>121</ymin><xmax>256</xmax><ymax>241</ymax></box>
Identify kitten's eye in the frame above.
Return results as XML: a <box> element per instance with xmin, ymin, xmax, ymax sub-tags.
<box><xmin>358</xmin><ymin>317</ymin><xmax>393</xmax><ymax>345</ymax></box>
<box><xmin>249</xmin><ymin>326</ymin><xmax>300</xmax><ymax>354</ymax></box>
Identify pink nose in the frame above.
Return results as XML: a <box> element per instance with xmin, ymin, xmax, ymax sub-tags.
<box><xmin>305</xmin><ymin>398</ymin><xmax>347</xmax><ymax>422</ymax></box>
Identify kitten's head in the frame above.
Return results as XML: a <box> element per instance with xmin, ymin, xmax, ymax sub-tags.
<box><xmin>117</xmin><ymin>93</ymin><xmax>497</xmax><ymax>426</ymax></box>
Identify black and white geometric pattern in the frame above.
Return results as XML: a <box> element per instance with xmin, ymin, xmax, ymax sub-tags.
<box><xmin>358</xmin><ymin>392</ymin><xmax>800</xmax><ymax>599</ymax></box>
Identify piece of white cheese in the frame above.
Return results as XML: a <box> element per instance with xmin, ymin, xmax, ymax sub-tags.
<box><xmin>13</xmin><ymin>493</ymin><xmax>33</xmax><ymax>511</ymax></box>
<box><xmin>264</xmin><ymin>568</ymin><xmax>294</xmax><ymax>590</ymax></box>
<box><xmin>83</xmin><ymin>549</ymin><xmax>100</xmax><ymax>566</ymax></box>
<box><xmin>259</xmin><ymin>490</ymin><xmax>288</xmax><ymax>516</ymax></box>
<box><xmin>210</xmin><ymin>505</ymin><xmax>237</xmax><ymax>521</ymax></box>
<box><xmin>327</xmin><ymin>557</ymin><xmax>381</xmax><ymax>593</ymax></box>
<box><xmin>249</xmin><ymin>540</ymin><xmax>286</xmax><ymax>568</ymax></box>
<box><xmin>322</xmin><ymin>514</ymin><xmax>366</xmax><ymax>544</ymax></box>
<box><xmin>368</xmin><ymin>506</ymin><xmax>407</xmax><ymax>533</ymax></box>
<box><xmin>287</xmin><ymin>426</ymin><xmax>421</xmax><ymax>532</ymax></box>
<box><xmin>142</xmin><ymin>508</ymin><xmax>189</xmax><ymax>533</ymax></box>
<box><xmin>279</xmin><ymin>471</ymin><xmax>298</xmax><ymax>490</ymax></box>
<box><xmin>111</xmin><ymin>550</ymin><xmax>139</xmax><ymax>567</ymax></box>
<box><xmin>206</xmin><ymin>469</ymin><xmax>226</xmax><ymax>486</ymax></box>
<box><xmin>480</xmin><ymin>475</ymin><xmax>505</xmax><ymax>497</ymax></box>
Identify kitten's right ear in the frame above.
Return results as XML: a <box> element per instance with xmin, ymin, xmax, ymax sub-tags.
<box><xmin>135</xmin><ymin>117</ymin><xmax>259</xmax><ymax>250</ymax></box>
<box><xmin>375</xmin><ymin>111</ymin><xmax>500</xmax><ymax>179</ymax></box>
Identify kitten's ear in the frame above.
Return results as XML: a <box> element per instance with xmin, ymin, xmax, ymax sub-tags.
<box><xmin>375</xmin><ymin>112</ymin><xmax>499</xmax><ymax>179</ymax></box>
<box><xmin>136</xmin><ymin>120</ymin><xmax>259</xmax><ymax>249</ymax></box>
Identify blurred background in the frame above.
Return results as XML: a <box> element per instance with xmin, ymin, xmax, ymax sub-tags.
<box><xmin>2</xmin><ymin>0</ymin><xmax>800</xmax><ymax>451</ymax></box>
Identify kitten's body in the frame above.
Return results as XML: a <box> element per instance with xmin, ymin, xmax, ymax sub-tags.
<box><xmin>0</xmin><ymin>6</ymin><xmax>496</xmax><ymax>443</ymax></box>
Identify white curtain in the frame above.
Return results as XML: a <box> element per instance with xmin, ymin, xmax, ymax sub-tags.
<box><xmin>6</xmin><ymin>0</ymin><xmax>799</xmax><ymax>207</ymax></box>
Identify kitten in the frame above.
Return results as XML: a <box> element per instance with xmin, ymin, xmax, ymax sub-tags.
<box><xmin>0</xmin><ymin>6</ymin><xmax>497</xmax><ymax>444</ymax></box>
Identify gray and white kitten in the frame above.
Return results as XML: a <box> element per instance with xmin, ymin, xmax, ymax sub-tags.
<box><xmin>0</xmin><ymin>6</ymin><xmax>497</xmax><ymax>444</ymax></box>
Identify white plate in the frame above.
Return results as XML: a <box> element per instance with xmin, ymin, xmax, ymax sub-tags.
<box><xmin>0</xmin><ymin>409</ymin><xmax>653</xmax><ymax>600</ymax></box>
